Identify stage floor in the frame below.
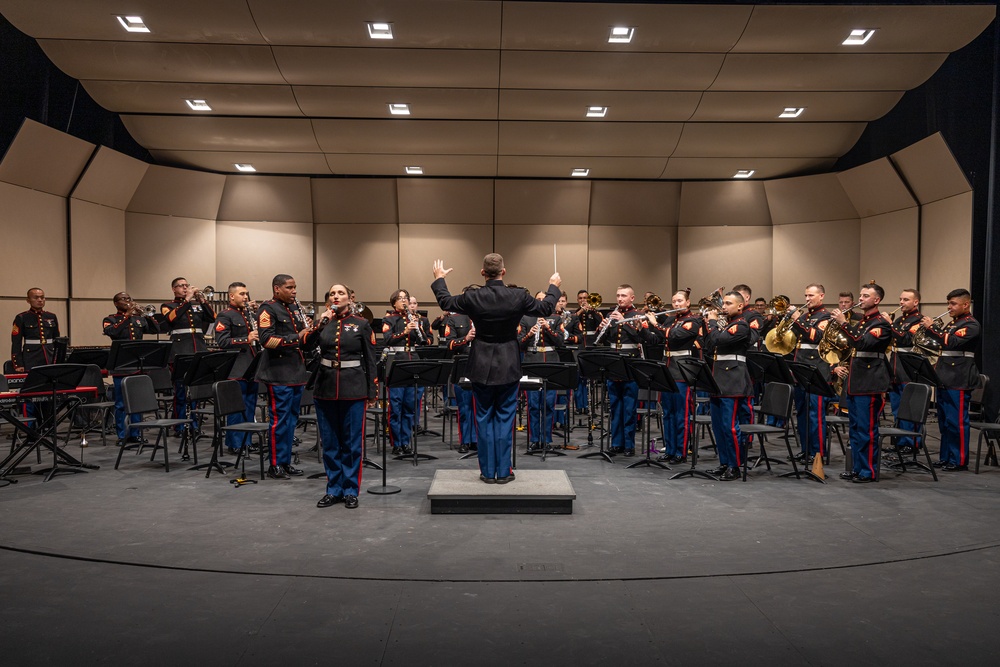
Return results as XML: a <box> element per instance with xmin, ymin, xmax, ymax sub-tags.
<box><xmin>2</xmin><ymin>414</ymin><xmax>998</xmax><ymax>664</ymax></box>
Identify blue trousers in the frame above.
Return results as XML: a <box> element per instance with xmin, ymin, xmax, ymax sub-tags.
<box><xmin>937</xmin><ymin>388</ymin><xmax>971</xmax><ymax>467</ymax></box>
<box><xmin>607</xmin><ymin>380</ymin><xmax>638</xmax><ymax>451</ymax></box>
<box><xmin>711</xmin><ymin>396</ymin><xmax>745</xmax><ymax>468</ymax></box>
<box><xmin>526</xmin><ymin>388</ymin><xmax>556</xmax><ymax>444</ymax></box>
<box><xmin>388</xmin><ymin>386</ymin><xmax>416</xmax><ymax>448</ymax></box>
<box><xmin>265</xmin><ymin>384</ymin><xmax>302</xmax><ymax>467</ymax></box>
<box><xmin>794</xmin><ymin>387</ymin><xmax>828</xmax><ymax>457</ymax></box>
<box><xmin>112</xmin><ymin>375</ymin><xmax>141</xmax><ymax>440</ymax></box>
<box><xmin>225</xmin><ymin>379</ymin><xmax>258</xmax><ymax>450</ymax></box>
<box><xmin>472</xmin><ymin>382</ymin><xmax>518</xmax><ymax>479</ymax></box>
<box><xmin>315</xmin><ymin>398</ymin><xmax>365</xmax><ymax>496</ymax></box>
<box><xmin>660</xmin><ymin>381</ymin><xmax>694</xmax><ymax>459</ymax></box>
<box><xmin>737</xmin><ymin>395</ymin><xmax>755</xmax><ymax>447</ymax></box>
<box><xmin>575</xmin><ymin>379</ymin><xmax>589</xmax><ymax>411</ymax></box>
<box><xmin>887</xmin><ymin>383</ymin><xmax>917</xmax><ymax>449</ymax></box>
<box><xmin>847</xmin><ymin>394</ymin><xmax>884</xmax><ymax>480</ymax></box>
<box><xmin>454</xmin><ymin>384</ymin><xmax>477</xmax><ymax>446</ymax></box>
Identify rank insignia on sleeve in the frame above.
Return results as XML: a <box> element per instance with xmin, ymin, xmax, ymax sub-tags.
<box><xmin>909</xmin><ymin>324</ymin><xmax>920</xmax><ymax>334</ymax></box>
<box><xmin>12</xmin><ymin>325</ymin><xmax>19</xmax><ymax>336</ymax></box>
<box><xmin>161</xmin><ymin>306</ymin><xmax>170</xmax><ymax>315</ymax></box>
<box><xmin>444</xmin><ymin>326</ymin><xmax>451</xmax><ymax>336</ymax></box>
<box><xmin>869</xmin><ymin>327</ymin><xmax>882</xmax><ymax>337</ymax></box>
<box><xmin>749</xmin><ymin>320</ymin><xmax>760</xmax><ymax>329</ymax></box>
<box><xmin>259</xmin><ymin>311</ymin><xmax>272</xmax><ymax>328</ymax></box>
<box><xmin>727</xmin><ymin>324</ymin><xmax>739</xmax><ymax>335</ymax></box>
<box><xmin>216</xmin><ymin>322</ymin><xmax>226</xmax><ymax>332</ymax></box>
<box><xmin>955</xmin><ymin>328</ymin><xmax>967</xmax><ymax>338</ymax></box>
<box><xmin>683</xmin><ymin>321</ymin><xmax>693</xmax><ymax>330</ymax></box>
<box><xmin>382</xmin><ymin>322</ymin><xmax>390</xmax><ymax>333</ymax></box>
<box><xmin>818</xmin><ymin>320</ymin><xmax>829</xmax><ymax>330</ymax></box>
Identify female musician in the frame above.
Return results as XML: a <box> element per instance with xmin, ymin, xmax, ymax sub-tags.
<box><xmin>382</xmin><ymin>289</ymin><xmax>427</xmax><ymax>454</ymax></box>
<box><xmin>303</xmin><ymin>284</ymin><xmax>378</xmax><ymax>509</ymax></box>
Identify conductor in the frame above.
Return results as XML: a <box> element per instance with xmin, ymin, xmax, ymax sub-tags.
<box><xmin>432</xmin><ymin>254</ymin><xmax>561</xmax><ymax>483</ymax></box>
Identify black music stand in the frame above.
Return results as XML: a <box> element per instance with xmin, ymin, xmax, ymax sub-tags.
<box><xmin>895</xmin><ymin>352</ymin><xmax>942</xmax><ymax>387</ymax></box>
<box><xmin>388</xmin><ymin>360</ymin><xmax>452</xmax><ymax>466</ymax></box>
<box><xmin>786</xmin><ymin>361</ymin><xmax>835</xmax><ymax>483</ymax></box>
<box><xmin>412</xmin><ymin>347</ymin><xmax>449</xmax><ymax>437</ymax></box>
<box><xmin>670</xmin><ymin>358</ymin><xmax>723</xmax><ymax>481</ymax></box>
<box><xmin>108</xmin><ymin>340</ymin><xmax>171</xmax><ymax>375</ymax></box>
<box><xmin>624</xmin><ymin>359</ymin><xmax>677</xmax><ymax>470</ymax></box>
<box><xmin>449</xmin><ymin>355</ymin><xmax>477</xmax><ymax>460</ymax></box>
<box><xmin>23</xmin><ymin>364</ymin><xmax>92</xmax><ymax>482</ymax></box>
<box><xmin>67</xmin><ymin>348</ymin><xmax>110</xmax><ymax>369</ymax></box>
<box><xmin>368</xmin><ymin>372</ymin><xmax>401</xmax><ymax>496</ymax></box>
<box><xmin>745</xmin><ymin>352</ymin><xmax>796</xmax><ymax>469</ymax></box>
<box><xmin>577</xmin><ymin>350</ymin><xmax>628</xmax><ymax>463</ymax></box>
<box><xmin>183</xmin><ymin>351</ymin><xmax>239</xmax><ymax>475</ymax></box>
<box><xmin>521</xmin><ymin>362</ymin><xmax>579</xmax><ymax>461</ymax></box>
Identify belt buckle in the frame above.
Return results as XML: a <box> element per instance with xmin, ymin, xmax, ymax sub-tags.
<box><xmin>330</xmin><ymin>359</ymin><xmax>340</xmax><ymax>369</ymax></box>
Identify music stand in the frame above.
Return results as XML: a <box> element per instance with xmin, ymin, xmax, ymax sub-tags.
<box><xmin>53</xmin><ymin>337</ymin><xmax>70</xmax><ymax>364</ymax></box>
<box><xmin>624</xmin><ymin>359</ymin><xmax>677</xmax><ymax>470</ymax></box>
<box><xmin>786</xmin><ymin>362</ymin><xmax>835</xmax><ymax>483</ymax></box>
<box><xmin>521</xmin><ymin>362</ymin><xmax>579</xmax><ymax>461</ymax></box>
<box><xmin>108</xmin><ymin>340</ymin><xmax>171</xmax><ymax>375</ymax></box>
<box><xmin>669</xmin><ymin>358</ymin><xmax>723</xmax><ymax>481</ymax></box>
<box><xmin>576</xmin><ymin>351</ymin><xmax>628</xmax><ymax>463</ymax></box>
<box><xmin>183</xmin><ymin>351</ymin><xmax>239</xmax><ymax>475</ymax></box>
<box><xmin>387</xmin><ymin>360</ymin><xmax>452</xmax><ymax>466</ymax></box>
<box><xmin>745</xmin><ymin>352</ymin><xmax>796</xmax><ymax>469</ymax></box>
<box><xmin>449</xmin><ymin>356</ymin><xmax>477</xmax><ymax>460</ymax></box>
<box><xmin>22</xmin><ymin>364</ymin><xmax>91</xmax><ymax>482</ymax></box>
<box><xmin>412</xmin><ymin>347</ymin><xmax>450</xmax><ymax>437</ymax></box>
<box><xmin>67</xmin><ymin>348</ymin><xmax>110</xmax><ymax>369</ymax></box>
<box><xmin>895</xmin><ymin>352</ymin><xmax>942</xmax><ymax>387</ymax></box>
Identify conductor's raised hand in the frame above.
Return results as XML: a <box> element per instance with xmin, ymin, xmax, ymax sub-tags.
<box><xmin>433</xmin><ymin>259</ymin><xmax>453</xmax><ymax>280</ymax></box>
<box><xmin>549</xmin><ymin>272</ymin><xmax>562</xmax><ymax>287</ymax></box>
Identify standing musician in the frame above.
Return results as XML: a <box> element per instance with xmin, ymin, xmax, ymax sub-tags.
<box><xmin>408</xmin><ymin>294</ymin><xmax>435</xmax><ymax>419</ymax></box>
<box><xmin>832</xmin><ymin>283</ymin><xmax>892</xmax><ymax>483</ymax></box>
<box><xmin>11</xmin><ymin>287</ymin><xmax>59</xmax><ymax>373</ymax></box>
<box><xmin>921</xmin><ymin>289</ymin><xmax>980</xmax><ymax>471</ymax></box>
<box><xmin>443</xmin><ymin>291</ymin><xmax>478</xmax><ymax>454</ymax></box>
<box><xmin>304</xmin><ymin>284</ymin><xmax>378</xmax><ymax>509</ymax></box>
<box><xmin>734</xmin><ymin>284</ymin><xmax>764</xmax><ymax>447</ymax></box>
<box><xmin>382</xmin><ymin>289</ymin><xmax>428</xmax><ymax>455</ymax></box>
<box><xmin>572</xmin><ymin>289</ymin><xmax>601</xmax><ymax>415</ymax></box>
<box><xmin>214</xmin><ymin>282</ymin><xmax>260</xmax><ymax>455</ymax></box>
<box><xmin>161</xmin><ymin>277</ymin><xmax>216</xmax><ymax>425</ymax></box>
<box><xmin>734</xmin><ymin>284</ymin><xmax>765</xmax><ymax>346</ymax></box>
<box><xmin>838</xmin><ymin>292</ymin><xmax>860</xmax><ymax>324</ymax></box>
<box><xmin>519</xmin><ymin>291</ymin><xmax>567</xmax><ymax>452</ymax></box>
<box><xmin>704</xmin><ymin>291</ymin><xmax>754</xmax><ymax>480</ymax></box>
<box><xmin>789</xmin><ymin>284</ymin><xmax>832</xmax><ymax>463</ymax></box>
<box><xmin>887</xmin><ymin>289</ymin><xmax>924</xmax><ymax>452</ymax></box>
<box><xmin>102</xmin><ymin>292</ymin><xmax>159</xmax><ymax>443</ymax></box>
<box><xmin>255</xmin><ymin>274</ymin><xmax>310</xmax><ymax>480</ymax></box>
<box><xmin>432</xmin><ymin>254</ymin><xmax>561</xmax><ymax>483</ymax></box>
<box><xmin>599</xmin><ymin>285</ymin><xmax>656</xmax><ymax>457</ymax></box>
<box><xmin>647</xmin><ymin>289</ymin><xmax>701</xmax><ymax>464</ymax></box>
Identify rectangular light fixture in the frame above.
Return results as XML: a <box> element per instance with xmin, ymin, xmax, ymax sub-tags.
<box><xmin>733</xmin><ymin>170</ymin><xmax>755</xmax><ymax>179</ymax></box>
<box><xmin>571</xmin><ymin>168</ymin><xmax>590</xmax><ymax>177</ymax></box>
<box><xmin>778</xmin><ymin>107</ymin><xmax>805</xmax><ymax>119</ymax></box>
<box><xmin>116</xmin><ymin>16</ymin><xmax>150</xmax><ymax>33</ymax></box>
<box><xmin>185</xmin><ymin>99</ymin><xmax>212</xmax><ymax>111</ymax></box>
<box><xmin>842</xmin><ymin>29</ymin><xmax>875</xmax><ymax>45</ymax></box>
<box><xmin>388</xmin><ymin>103</ymin><xmax>410</xmax><ymax>116</ymax></box>
<box><xmin>608</xmin><ymin>26</ymin><xmax>635</xmax><ymax>44</ymax></box>
<box><xmin>405</xmin><ymin>166</ymin><xmax>423</xmax><ymax>175</ymax></box>
<box><xmin>586</xmin><ymin>106</ymin><xmax>608</xmax><ymax>118</ymax></box>
<box><xmin>367</xmin><ymin>22</ymin><xmax>393</xmax><ymax>39</ymax></box>
<box><xmin>234</xmin><ymin>164</ymin><xmax>256</xmax><ymax>173</ymax></box>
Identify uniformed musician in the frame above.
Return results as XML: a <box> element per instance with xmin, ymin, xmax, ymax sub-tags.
<box><xmin>647</xmin><ymin>289</ymin><xmax>702</xmax><ymax>464</ymax></box>
<box><xmin>519</xmin><ymin>291</ymin><xmax>566</xmax><ymax>451</ymax></box>
<box><xmin>255</xmin><ymin>274</ymin><xmax>310</xmax><ymax>479</ymax></box>
<box><xmin>11</xmin><ymin>287</ymin><xmax>59</xmax><ymax>372</ymax></box>
<box><xmin>381</xmin><ymin>289</ymin><xmax>427</xmax><ymax>455</ymax></box>
<box><xmin>407</xmin><ymin>294</ymin><xmax>435</xmax><ymax>422</ymax></box>
<box><xmin>789</xmin><ymin>284</ymin><xmax>832</xmax><ymax>463</ymax></box>
<box><xmin>887</xmin><ymin>289</ymin><xmax>924</xmax><ymax>451</ymax></box>
<box><xmin>443</xmin><ymin>291</ymin><xmax>477</xmax><ymax>454</ymax></box>
<box><xmin>161</xmin><ymin>278</ymin><xmax>216</xmax><ymax>425</ymax></box>
<box><xmin>102</xmin><ymin>292</ymin><xmax>159</xmax><ymax>443</ymax></box>
<box><xmin>838</xmin><ymin>292</ymin><xmax>860</xmax><ymax>324</ymax></box>
<box><xmin>214</xmin><ymin>282</ymin><xmax>260</xmax><ymax>455</ymax></box>
<box><xmin>704</xmin><ymin>292</ymin><xmax>754</xmax><ymax>481</ymax></box>
<box><xmin>832</xmin><ymin>283</ymin><xmax>892</xmax><ymax>483</ymax></box>
<box><xmin>734</xmin><ymin>284</ymin><xmax>764</xmax><ymax>447</ymax></box>
<box><xmin>921</xmin><ymin>289</ymin><xmax>980</xmax><ymax>471</ymax></box>
<box><xmin>304</xmin><ymin>284</ymin><xmax>378</xmax><ymax>509</ymax></box>
<box><xmin>571</xmin><ymin>289</ymin><xmax>600</xmax><ymax>415</ymax></box>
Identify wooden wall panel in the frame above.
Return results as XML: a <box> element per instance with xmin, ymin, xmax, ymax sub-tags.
<box><xmin>0</xmin><ymin>182</ymin><xmax>69</xmax><ymax>298</ymax></box>
<box><xmin>316</xmin><ymin>224</ymin><xmax>399</xmax><ymax>312</ymax></box>
<box><xmin>217</xmin><ymin>176</ymin><xmax>313</xmax><ymax>222</ymax></box>
<box><xmin>312</xmin><ymin>179</ymin><xmax>398</xmax><ymax>224</ymax></box>
<box><xmin>771</xmin><ymin>220</ymin><xmax>860</xmax><ymax>302</ymax></box>
<box><xmin>586</xmin><ymin>226</ymin><xmax>676</xmax><ymax>299</ymax></box>
<box><xmin>677</xmin><ymin>227</ymin><xmax>773</xmax><ymax>300</ymax></box>
<box><xmin>494</xmin><ymin>225</ymin><xmax>589</xmax><ymax>299</ymax></box>
<box><xmin>397</xmin><ymin>179</ymin><xmax>494</xmax><ymax>224</ymax></box>
<box><xmin>70</xmin><ymin>199</ymin><xmax>126</xmax><ymax>300</ymax></box>
<box><xmin>859</xmin><ymin>209</ymin><xmax>919</xmax><ymax>305</ymax></box>
<box><xmin>399</xmin><ymin>224</ymin><xmax>493</xmax><ymax>306</ymax></box>
<box><xmin>920</xmin><ymin>192</ymin><xmax>973</xmax><ymax>300</ymax></box>
<box><xmin>216</xmin><ymin>221</ymin><xmax>315</xmax><ymax>303</ymax></box>
<box><xmin>679</xmin><ymin>181</ymin><xmax>772</xmax><ymax>227</ymax></box>
<box><xmin>124</xmin><ymin>213</ymin><xmax>217</xmax><ymax>302</ymax></box>
<box><xmin>495</xmin><ymin>180</ymin><xmax>590</xmax><ymax>226</ymax></box>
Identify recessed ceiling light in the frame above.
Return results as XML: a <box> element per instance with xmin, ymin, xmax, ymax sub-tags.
<box><xmin>586</xmin><ymin>106</ymin><xmax>608</xmax><ymax>118</ymax></box>
<box><xmin>388</xmin><ymin>103</ymin><xmax>410</xmax><ymax>116</ymax></box>
<box><xmin>405</xmin><ymin>166</ymin><xmax>423</xmax><ymax>175</ymax></box>
<box><xmin>116</xmin><ymin>16</ymin><xmax>150</xmax><ymax>33</ymax></box>
<box><xmin>185</xmin><ymin>99</ymin><xmax>212</xmax><ymax>111</ymax></box>
<box><xmin>367</xmin><ymin>22</ymin><xmax>393</xmax><ymax>39</ymax></box>
<box><xmin>571</xmin><ymin>168</ymin><xmax>590</xmax><ymax>177</ymax></box>
<box><xmin>608</xmin><ymin>26</ymin><xmax>635</xmax><ymax>44</ymax></box>
<box><xmin>843</xmin><ymin>29</ymin><xmax>876</xmax><ymax>46</ymax></box>
<box><xmin>733</xmin><ymin>170</ymin><xmax>755</xmax><ymax>179</ymax></box>
<box><xmin>778</xmin><ymin>107</ymin><xmax>805</xmax><ymax>119</ymax></box>
<box><xmin>234</xmin><ymin>164</ymin><xmax>256</xmax><ymax>173</ymax></box>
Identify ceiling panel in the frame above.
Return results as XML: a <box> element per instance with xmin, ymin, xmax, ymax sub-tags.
<box><xmin>497</xmin><ymin>156</ymin><xmax>667</xmax><ymax>180</ymax></box>
<box><xmin>81</xmin><ymin>81</ymin><xmax>302</xmax><ymax>116</ymax></box>
<box><xmin>294</xmin><ymin>87</ymin><xmax>499</xmax><ymax>120</ymax></box>
<box><xmin>500</xmin><ymin>51</ymin><xmax>725</xmax><ymax>90</ymax></box>
<box><xmin>273</xmin><ymin>47</ymin><xmax>500</xmax><ymax>87</ymax></box>
<box><xmin>324</xmin><ymin>154</ymin><xmax>497</xmax><ymax>178</ymax></box>
<box><xmin>500</xmin><ymin>2</ymin><xmax>752</xmax><ymax>52</ymax></box>
<box><xmin>499</xmin><ymin>90</ymin><xmax>701</xmax><ymax>121</ymax></box>
<box><xmin>712</xmin><ymin>53</ymin><xmax>948</xmax><ymax>92</ymax></box>
<box><xmin>733</xmin><ymin>4</ymin><xmax>996</xmax><ymax>54</ymax></box>
<box><xmin>691</xmin><ymin>91</ymin><xmax>904</xmax><ymax>122</ymax></box>
<box><xmin>313</xmin><ymin>119</ymin><xmax>497</xmax><ymax>154</ymax></box>
<box><xmin>662</xmin><ymin>157</ymin><xmax>837</xmax><ymax>181</ymax></box>
<box><xmin>673</xmin><ymin>123</ymin><xmax>867</xmax><ymax>159</ymax></box>
<box><xmin>499</xmin><ymin>121</ymin><xmax>681</xmax><ymax>158</ymax></box>
<box><xmin>122</xmin><ymin>116</ymin><xmax>322</xmax><ymax>152</ymax></box>
<box><xmin>148</xmin><ymin>151</ymin><xmax>333</xmax><ymax>175</ymax></box>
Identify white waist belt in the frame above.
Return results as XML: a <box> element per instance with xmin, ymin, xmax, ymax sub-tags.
<box><xmin>22</xmin><ymin>339</ymin><xmax>42</xmax><ymax>345</ymax></box>
<box><xmin>715</xmin><ymin>354</ymin><xmax>746</xmax><ymax>362</ymax></box>
<box><xmin>895</xmin><ymin>347</ymin><xmax>914</xmax><ymax>353</ymax></box>
<box><xmin>615</xmin><ymin>343</ymin><xmax>639</xmax><ymax>350</ymax></box>
<box><xmin>666</xmin><ymin>350</ymin><xmax>691</xmax><ymax>357</ymax></box>
<box><xmin>854</xmin><ymin>351</ymin><xmax>885</xmax><ymax>359</ymax></box>
<box><xmin>171</xmin><ymin>328</ymin><xmax>200</xmax><ymax>335</ymax></box>
<box><xmin>526</xmin><ymin>347</ymin><xmax>549</xmax><ymax>353</ymax></box>
<box><xmin>387</xmin><ymin>346</ymin><xmax>407</xmax><ymax>352</ymax></box>
<box><xmin>585</xmin><ymin>330</ymin><xmax>597</xmax><ymax>335</ymax></box>
<box><xmin>320</xmin><ymin>358</ymin><xmax>361</xmax><ymax>368</ymax></box>
<box><xmin>798</xmin><ymin>343</ymin><xmax>818</xmax><ymax>350</ymax></box>
<box><xmin>939</xmin><ymin>351</ymin><xmax>975</xmax><ymax>358</ymax></box>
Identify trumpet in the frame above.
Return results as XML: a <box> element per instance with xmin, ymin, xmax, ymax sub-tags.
<box><xmin>193</xmin><ymin>285</ymin><xmax>214</xmax><ymax>302</ymax></box>
<box><xmin>128</xmin><ymin>303</ymin><xmax>158</xmax><ymax>318</ymax></box>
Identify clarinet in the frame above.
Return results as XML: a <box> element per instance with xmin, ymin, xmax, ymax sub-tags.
<box><xmin>245</xmin><ymin>300</ymin><xmax>261</xmax><ymax>351</ymax></box>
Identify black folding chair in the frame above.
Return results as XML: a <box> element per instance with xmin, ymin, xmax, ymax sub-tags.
<box><xmin>740</xmin><ymin>383</ymin><xmax>801</xmax><ymax>482</ymax></box>
<box><xmin>878</xmin><ymin>382</ymin><xmax>936</xmax><ymax>481</ymax></box>
<box><xmin>971</xmin><ymin>375</ymin><xmax>1000</xmax><ymax>473</ymax></box>
<box><xmin>213</xmin><ymin>380</ymin><xmax>269</xmax><ymax>480</ymax></box>
<box><xmin>117</xmin><ymin>375</ymin><xmax>192</xmax><ymax>472</ymax></box>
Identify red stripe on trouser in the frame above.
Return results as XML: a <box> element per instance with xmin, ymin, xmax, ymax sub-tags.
<box><xmin>523</xmin><ymin>391</ymin><xmax>532</xmax><ymax>441</ymax></box>
<box><xmin>816</xmin><ymin>395</ymin><xmax>825</xmax><ymax>456</ymax></box>
<box><xmin>268</xmin><ymin>386</ymin><xmax>279</xmax><ymax>467</ymax></box>
<box><xmin>456</xmin><ymin>397</ymin><xmax>464</xmax><ymax>443</ymax></box>
<box><xmin>731</xmin><ymin>401</ymin><xmax>741</xmax><ymax>466</ymax></box>
<box><xmin>472</xmin><ymin>394</ymin><xmax>478</xmax><ymax>441</ymax></box>
<box><xmin>866</xmin><ymin>397</ymin><xmax>877</xmax><ymax>479</ymax></box>
<box><xmin>959</xmin><ymin>390</ymin><xmax>967</xmax><ymax>465</ymax></box>
<box><xmin>386</xmin><ymin>401</ymin><xmax>394</xmax><ymax>447</ymax></box>
<box><xmin>357</xmin><ymin>405</ymin><xmax>365</xmax><ymax>490</ymax></box>
<box><xmin>682</xmin><ymin>387</ymin><xmax>691</xmax><ymax>453</ymax></box>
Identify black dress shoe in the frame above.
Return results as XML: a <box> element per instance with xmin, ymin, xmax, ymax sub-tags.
<box><xmin>496</xmin><ymin>472</ymin><xmax>516</xmax><ymax>484</ymax></box>
<box><xmin>932</xmin><ymin>460</ymin><xmax>947</xmax><ymax>468</ymax></box>
<box><xmin>458</xmin><ymin>444</ymin><xmax>469</xmax><ymax>453</ymax></box>
<box><xmin>391</xmin><ymin>447</ymin><xmax>403</xmax><ymax>455</ymax></box>
<box><xmin>656</xmin><ymin>454</ymin><xmax>671</xmax><ymax>462</ymax></box>
<box><xmin>706</xmin><ymin>465</ymin><xmax>727</xmax><ymax>476</ymax></box>
<box><xmin>227</xmin><ymin>447</ymin><xmax>241</xmax><ymax>456</ymax></box>
<box><xmin>624</xmin><ymin>449</ymin><xmax>635</xmax><ymax>457</ymax></box>
<box><xmin>721</xmin><ymin>467</ymin><xmax>740</xmax><ymax>481</ymax></box>
<box><xmin>480</xmin><ymin>474</ymin><xmax>496</xmax><ymax>484</ymax></box>
<box><xmin>839</xmin><ymin>471</ymin><xmax>858</xmax><ymax>480</ymax></box>
<box><xmin>344</xmin><ymin>495</ymin><xmax>359</xmax><ymax>509</ymax></box>
<box><xmin>283</xmin><ymin>464</ymin><xmax>304</xmax><ymax>476</ymax></box>
<box><xmin>608</xmin><ymin>446</ymin><xmax>624</xmax><ymax>455</ymax></box>
<box><xmin>669</xmin><ymin>456</ymin><xmax>686</xmax><ymax>465</ymax></box>
<box><xmin>402</xmin><ymin>446</ymin><xmax>413</xmax><ymax>455</ymax></box>
<box><xmin>469</xmin><ymin>443</ymin><xmax>478</xmax><ymax>451</ymax></box>
<box><xmin>852</xmin><ymin>475</ymin><xmax>875</xmax><ymax>484</ymax></box>
<box><xmin>943</xmin><ymin>463</ymin><xmax>968</xmax><ymax>471</ymax></box>
<box><xmin>267</xmin><ymin>466</ymin><xmax>290</xmax><ymax>480</ymax></box>
<box><xmin>316</xmin><ymin>494</ymin><xmax>341</xmax><ymax>508</ymax></box>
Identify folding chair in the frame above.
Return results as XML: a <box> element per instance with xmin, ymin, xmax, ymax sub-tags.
<box><xmin>213</xmin><ymin>380</ymin><xmax>269</xmax><ymax>480</ymax></box>
<box><xmin>878</xmin><ymin>382</ymin><xmax>936</xmax><ymax>481</ymax></box>
<box><xmin>740</xmin><ymin>383</ymin><xmax>801</xmax><ymax>482</ymax></box>
<box><xmin>117</xmin><ymin>374</ymin><xmax>192</xmax><ymax>472</ymax></box>
<box><xmin>971</xmin><ymin>376</ymin><xmax>1000</xmax><ymax>473</ymax></box>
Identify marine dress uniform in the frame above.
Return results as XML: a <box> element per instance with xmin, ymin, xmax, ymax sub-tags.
<box><xmin>102</xmin><ymin>309</ymin><xmax>158</xmax><ymax>441</ymax></box>
<box><xmin>649</xmin><ymin>308</ymin><xmax>702</xmax><ymax>463</ymax></box>
<box><xmin>160</xmin><ymin>297</ymin><xmax>216</xmax><ymax>423</ymax></box>
<box><xmin>887</xmin><ymin>308</ymin><xmax>924</xmax><ymax>450</ymax></box>
<box><xmin>924</xmin><ymin>314</ymin><xmax>980</xmax><ymax>470</ymax></box>
<box><xmin>791</xmin><ymin>306</ymin><xmax>832</xmax><ymax>459</ymax></box>
<box><xmin>381</xmin><ymin>309</ymin><xmax>431</xmax><ymax>454</ymax></box>
<box><xmin>706</xmin><ymin>313</ymin><xmax>753</xmax><ymax>480</ymax></box>
<box><xmin>839</xmin><ymin>312</ymin><xmax>892</xmax><ymax>482</ymax></box>
<box><xmin>214</xmin><ymin>305</ymin><xmax>259</xmax><ymax>453</ymax></box>
<box><xmin>443</xmin><ymin>312</ymin><xmax>477</xmax><ymax>453</ymax></box>
<box><xmin>11</xmin><ymin>308</ymin><xmax>59</xmax><ymax>371</ymax></box>
<box><xmin>601</xmin><ymin>306</ymin><xmax>655</xmax><ymax>456</ymax></box>
<box><xmin>518</xmin><ymin>312</ymin><xmax>565</xmax><ymax>449</ymax></box>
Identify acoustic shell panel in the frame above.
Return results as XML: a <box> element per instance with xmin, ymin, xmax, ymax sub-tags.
<box><xmin>311</xmin><ymin>179</ymin><xmax>398</xmax><ymax>224</ymax></box>
<box><xmin>215</xmin><ymin>221</ymin><xmax>315</xmax><ymax>303</ymax></box>
<box><xmin>397</xmin><ymin>179</ymin><xmax>494</xmax><ymax>225</ymax></box>
<box><xmin>0</xmin><ymin>119</ymin><xmax>94</xmax><ymax>197</ymax></box>
<box><xmin>771</xmin><ymin>220</ymin><xmax>860</xmax><ymax>301</ymax></box>
<box><xmin>315</xmin><ymin>224</ymin><xmax>400</xmax><ymax>310</ymax></box>
<box><xmin>127</xmin><ymin>165</ymin><xmax>226</xmax><ymax>219</ymax></box>
<box><xmin>679</xmin><ymin>181</ymin><xmax>772</xmax><ymax>228</ymax></box>
<box><xmin>0</xmin><ymin>182</ymin><xmax>69</xmax><ymax>298</ymax></box>
<box><xmin>71</xmin><ymin>146</ymin><xmax>149</xmax><ymax>210</ymax></box>
<box><xmin>494</xmin><ymin>225</ymin><xmax>589</xmax><ymax>302</ymax></box>
<box><xmin>764</xmin><ymin>173</ymin><xmax>859</xmax><ymax>226</ymax></box>
<box><xmin>494</xmin><ymin>180</ymin><xmax>591</xmax><ymax>226</ymax></box>
<box><xmin>836</xmin><ymin>158</ymin><xmax>916</xmax><ymax>218</ymax></box>
<box><xmin>890</xmin><ymin>132</ymin><xmax>972</xmax><ymax>205</ymax></box>
<box><xmin>124</xmin><ymin>213</ymin><xmax>217</xmax><ymax>302</ymax></box>
<box><xmin>217</xmin><ymin>176</ymin><xmax>313</xmax><ymax>223</ymax></box>
<box><xmin>70</xmin><ymin>199</ymin><xmax>126</xmax><ymax>300</ymax></box>
<box><xmin>398</xmin><ymin>224</ymin><xmax>493</xmax><ymax>302</ymax></box>
<box><xmin>589</xmin><ymin>182</ymin><xmax>681</xmax><ymax>227</ymax></box>
<box><xmin>677</xmin><ymin>226</ymin><xmax>773</xmax><ymax>301</ymax></box>
<box><xmin>919</xmin><ymin>192</ymin><xmax>973</xmax><ymax>299</ymax></box>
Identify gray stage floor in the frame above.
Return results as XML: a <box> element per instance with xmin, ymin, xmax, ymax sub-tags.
<box><xmin>2</xmin><ymin>410</ymin><xmax>998</xmax><ymax>665</ymax></box>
